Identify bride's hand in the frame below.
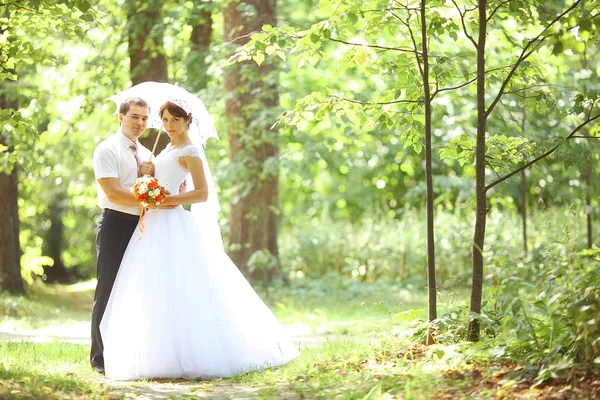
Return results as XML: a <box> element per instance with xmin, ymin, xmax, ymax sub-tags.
<box><xmin>159</xmin><ymin>191</ymin><xmax>177</xmax><ymax>209</ymax></box>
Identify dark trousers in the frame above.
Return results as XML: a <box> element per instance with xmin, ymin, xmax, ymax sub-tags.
<box><xmin>90</xmin><ymin>208</ymin><xmax>139</xmax><ymax>367</ymax></box>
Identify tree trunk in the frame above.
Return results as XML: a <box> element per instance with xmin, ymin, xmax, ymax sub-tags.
<box><xmin>521</xmin><ymin>170</ymin><xmax>528</xmax><ymax>254</ymax></box>
<box><xmin>582</xmin><ymin>47</ymin><xmax>593</xmax><ymax>249</ymax></box>
<box><xmin>0</xmin><ymin>98</ymin><xmax>24</xmax><ymax>294</ymax></box>
<box><xmin>125</xmin><ymin>1</ymin><xmax>169</xmax><ymax>153</ymax></box>
<box><xmin>0</xmin><ymin>2</ymin><xmax>23</xmax><ymax>294</ymax></box>
<box><xmin>188</xmin><ymin>1</ymin><xmax>213</xmax><ymax>91</ymax></box>
<box><xmin>420</xmin><ymin>0</ymin><xmax>437</xmax><ymax>345</ymax></box>
<box><xmin>224</xmin><ymin>0</ymin><xmax>280</xmax><ymax>281</ymax></box>
<box><xmin>42</xmin><ymin>198</ymin><xmax>76</xmax><ymax>283</ymax></box>
<box><xmin>587</xmin><ymin>167</ymin><xmax>593</xmax><ymax>248</ymax></box>
<box><xmin>467</xmin><ymin>0</ymin><xmax>487</xmax><ymax>342</ymax></box>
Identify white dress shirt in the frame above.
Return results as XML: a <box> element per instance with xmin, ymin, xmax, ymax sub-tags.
<box><xmin>93</xmin><ymin>131</ymin><xmax>152</xmax><ymax>216</ymax></box>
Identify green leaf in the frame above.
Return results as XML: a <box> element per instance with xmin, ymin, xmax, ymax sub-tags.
<box><xmin>579</xmin><ymin>17</ymin><xmax>592</xmax><ymax>32</ymax></box>
<box><xmin>253</xmin><ymin>52</ymin><xmax>265</xmax><ymax>66</ymax></box>
<box><xmin>552</xmin><ymin>41</ymin><xmax>564</xmax><ymax>55</ymax></box>
<box><xmin>459</xmin><ymin>63</ymin><xmax>469</xmax><ymax>80</ymax></box>
<box><xmin>76</xmin><ymin>0</ymin><xmax>91</xmax><ymax>13</ymax></box>
<box><xmin>353</xmin><ymin>47</ymin><xmax>367</xmax><ymax>65</ymax></box>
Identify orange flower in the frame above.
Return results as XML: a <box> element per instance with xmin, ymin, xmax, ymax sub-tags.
<box><xmin>148</xmin><ymin>180</ymin><xmax>158</xmax><ymax>190</ymax></box>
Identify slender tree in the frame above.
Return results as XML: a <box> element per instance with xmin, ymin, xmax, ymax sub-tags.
<box><xmin>462</xmin><ymin>0</ymin><xmax>598</xmax><ymax>340</ymax></box>
<box><xmin>418</xmin><ymin>0</ymin><xmax>437</xmax><ymax>344</ymax></box>
<box><xmin>520</xmin><ymin>170</ymin><xmax>528</xmax><ymax>254</ymax></box>
<box><xmin>468</xmin><ymin>0</ymin><xmax>488</xmax><ymax>342</ymax></box>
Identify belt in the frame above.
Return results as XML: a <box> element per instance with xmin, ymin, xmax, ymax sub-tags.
<box><xmin>102</xmin><ymin>208</ymin><xmax>140</xmax><ymax>221</ymax></box>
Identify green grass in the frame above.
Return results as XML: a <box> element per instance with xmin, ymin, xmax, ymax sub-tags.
<box><xmin>0</xmin><ymin>278</ymin><xmax>472</xmax><ymax>399</ymax></box>
<box><xmin>257</xmin><ymin>276</ymin><xmax>469</xmax><ymax>338</ymax></box>
<box><xmin>0</xmin><ymin>280</ymin><xmax>94</xmax><ymax>331</ymax></box>
<box><xmin>4</xmin><ymin>278</ymin><xmax>595</xmax><ymax>399</ymax></box>
<box><xmin>0</xmin><ymin>341</ymin><xmax>121</xmax><ymax>399</ymax></box>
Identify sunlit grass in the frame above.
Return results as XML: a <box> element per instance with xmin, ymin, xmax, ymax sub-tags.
<box><xmin>0</xmin><ymin>277</ymin><xmax>478</xmax><ymax>399</ymax></box>
<box><xmin>0</xmin><ymin>341</ymin><xmax>120</xmax><ymax>400</ymax></box>
<box><xmin>0</xmin><ymin>280</ymin><xmax>93</xmax><ymax>332</ymax></box>
<box><xmin>257</xmin><ymin>277</ymin><xmax>469</xmax><ymax>338</ymax></box>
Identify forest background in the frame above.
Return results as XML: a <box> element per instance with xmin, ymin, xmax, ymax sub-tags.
<box><xmin>1</xmin><ymin>0</ymin><xmax>600</xmax><ymax>398</ymax></box>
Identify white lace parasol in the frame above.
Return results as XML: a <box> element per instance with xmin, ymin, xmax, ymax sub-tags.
<box><xmin>107</xmin><ymin>81</ymin><xmax>219</xmax><ymax>146</ymax></box>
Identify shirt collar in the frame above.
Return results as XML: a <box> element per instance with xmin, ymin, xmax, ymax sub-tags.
<box><xmin>117</xmin><ymin>131</ymin><xmax>137</xmax><ymax>149</ymax></box>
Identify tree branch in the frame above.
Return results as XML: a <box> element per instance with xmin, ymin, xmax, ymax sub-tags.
<box><xmin>587</xmin><ymin>97</ymin><xmax>599</xmax><ymax>120</ymax></box>
<box><xmin>429</xmin><ymin>64</ymin><xmax>515</xmax><ymax>100</ymax></box>
<box><xmin>504</xmin><ymin>84</ymin><xmax>554</xmax><ymax>95</ymax></box>
<box><xmin>391</xmin><ymin>11</ymin><xmax>424</xmax><ymax>80</ymax></box>
<box><xmin>452</xmin><ymin>0</ymin><xmax>478</xmax><ymax>49</ymax></box>
<box><xmin>331</xmin><ymin>95</ymin><xmax>423</xmax><ymax>106</ymax></box>
<box><xmin>487</xmin><ymin>0</ymin><xmax>511</xmax><ymax>22</ymax></box>
<box><xmin>390</xmin><ymin>0</ymin><xmax>421</xmax><ymax>11</ymax></box>
<box><xmin>486</xmin><ymin>0</ymin><xmax>583</xmax><ymax>117</ymax></box>
<box><xmin>329</xmin><ymin>38</ymin><xmax>419</xmax><ymax>55</ymax></box>
<box><xmin>486</xmin><ymin>112</ymin><xmax>600</xmax><ymax>191</ymax></box>
<box><xmin>431</xmin><ymin>77</ymin><xmax>476</xmax><ymax>99</ymax></box>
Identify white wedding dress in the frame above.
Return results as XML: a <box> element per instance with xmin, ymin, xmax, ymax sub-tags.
<box><xmin>100</xmin><ymin>145</ymin><xmax>299</xmax><ymax>380</ymax></box>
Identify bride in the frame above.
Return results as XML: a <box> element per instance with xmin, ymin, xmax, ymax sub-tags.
<box><xmin>99</xmin><ymin>98</ymin><xmax>299</xmax><ymax>380</ymax></box>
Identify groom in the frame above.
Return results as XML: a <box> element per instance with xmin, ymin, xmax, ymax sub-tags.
<box><xmin>90</xmin><ymin>97</ymin><xmax>155</xmax><ymax>374</ymax></box>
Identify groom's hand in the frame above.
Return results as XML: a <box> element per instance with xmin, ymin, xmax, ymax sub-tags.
<box><xmin>140</xmin><ymin>161</ymin><xmax>154</xmax><ymax>176</ymax></box>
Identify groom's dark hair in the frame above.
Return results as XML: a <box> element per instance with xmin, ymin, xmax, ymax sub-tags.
<box><xmin>119</xmin><ymin>97</ymin><xmax>150</xmax><ymax>115</ymax></box>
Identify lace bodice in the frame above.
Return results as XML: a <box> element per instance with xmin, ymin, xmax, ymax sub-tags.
<box><xmin>154</xmin><ymin>145</ymin><xmax>201</xmax><ymax>194</ymax></box>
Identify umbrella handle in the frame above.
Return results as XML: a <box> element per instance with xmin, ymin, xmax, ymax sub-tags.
<box><xmin>149</xmin><ymin>130</ymin><xmax>162</xmax><ymax>160</ymax></box>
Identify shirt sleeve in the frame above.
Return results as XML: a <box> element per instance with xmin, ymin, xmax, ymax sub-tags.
<box><xmin>93</xmin><ymin>144</ymin><xmax>119</xmax><ymax>180</ymax></box>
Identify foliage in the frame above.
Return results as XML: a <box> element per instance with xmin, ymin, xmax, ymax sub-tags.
<box><xmin>2</xmin><ymin>0</ymin><xmax>600</xmax><ymax>389</ymax></box>
<box><xmin>279</xmin><ymin>206</ymin><xmax>590</xmax><ymax>284</ymax></box>
<box><xmin>0</xmin><ymin>0</ymin><xmax>96</xmax><ymax>172</ymax></box>
<box><xmin>494</xmin><ymin>248</ymin><xmax>600</xmax><ymax>382</ymax></box>
<box><xmin>405</xmin><ymin>239</ymin><xmax>600</xmax><ymax>383</ymax></box>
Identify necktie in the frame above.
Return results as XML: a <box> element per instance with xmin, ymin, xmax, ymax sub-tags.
<box><xmin>130</xmin><ymin>143</ymin><xmax>142</xmax><ymax>177</ymax></box>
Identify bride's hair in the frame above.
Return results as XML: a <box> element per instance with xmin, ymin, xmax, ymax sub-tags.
<box><xmin>159</xmin><ymin>101</ymin><xmax>192</xmax><ymax>127</ymax></box>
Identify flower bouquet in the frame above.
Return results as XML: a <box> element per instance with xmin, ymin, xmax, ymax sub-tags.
<box><xmin>131</xmin><ymin>175</ymin><xmax>166</xmax><ymax>208</ymax></box>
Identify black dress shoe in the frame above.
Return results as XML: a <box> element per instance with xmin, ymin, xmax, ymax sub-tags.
<box><xmin>92</xmin><ymin>364</ymin><xmax>105</xmax><ymax>375</ymax></box>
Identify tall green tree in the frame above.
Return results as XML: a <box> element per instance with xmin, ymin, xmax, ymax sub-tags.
<box><xmin>125</xmin><ymin>0</ymin><xmax>170</xmax><ymax>153</ymax></box>
<box><xmin>0</xmin><ymin>0</ymin><xmax>94</xmax><ymax>292</ymax></box>
<box><xmin>187</xmin><ymin>0</ymin><xmax>214</xmax><ymax>91</ymax></box>
<box><xmin>453</xmin><ymin>0</ymin><xmax>600</xmax><ymax>340</ymax></box>
<box><xmin>235</xmin><ymin>0</ymin><xmax>471</xmax><ymax>324</ymax></box>
<box><xmin>0</xmin><ymin>92</ymin><xmax>23</xmax><ymax>293</ymax></box>
<box><xmin>224</xmin><ymin>0</ymin><xmax>280</xmax><ymax>281</ymax></box>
